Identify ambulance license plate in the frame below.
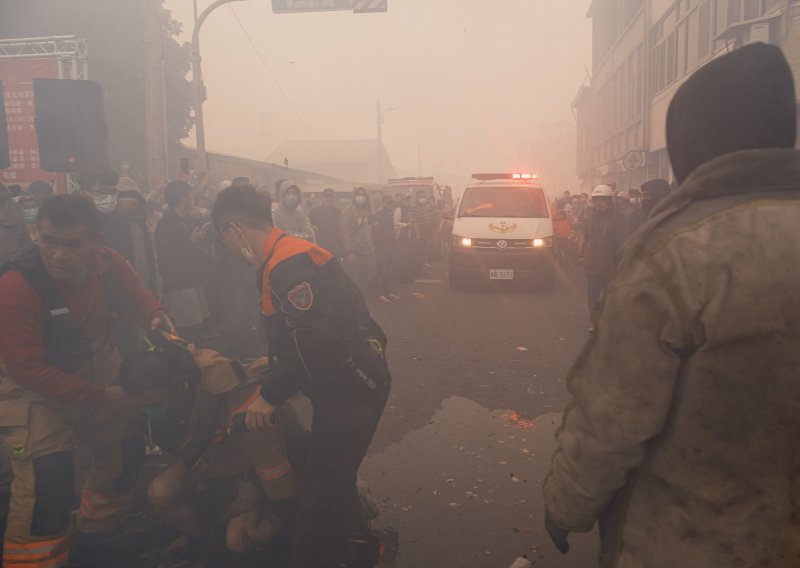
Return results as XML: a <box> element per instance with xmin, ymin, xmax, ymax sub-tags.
<box><xmin>489</xmin><ymin>269</ymin><xmax>514</xmax><ymax>280</ymax></box>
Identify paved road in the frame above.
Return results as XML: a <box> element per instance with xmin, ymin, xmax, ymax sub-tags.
<box><xmin>362</xmin><ymin>261</ymin><xmax>601</xmax><ymax>567</ymax></box>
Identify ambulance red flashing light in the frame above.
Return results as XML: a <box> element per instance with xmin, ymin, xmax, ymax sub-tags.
<box><xmin>471</xmin><ymin>173</ymin><xmax>539</xmax><ymax>181</ymax></box>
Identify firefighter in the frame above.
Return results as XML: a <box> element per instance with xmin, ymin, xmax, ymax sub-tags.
<box><xmin>0</xmin><ymin>195</ymin><xmax>174</xmax><ymax>567</ymax></box>
<box><xmin>212</xmin><ymin>185</ymin><xmax>391</xmax><ymax>568</ymax></box>
<box><xmin>118</xmin><ymin>334</ymin><xmax>297</xmax><ymax>558</ymax></box>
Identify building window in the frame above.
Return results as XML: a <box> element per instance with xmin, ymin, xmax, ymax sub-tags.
<box><xmin>743</xmin><ymin>0</ymin><xmax>761</xmax><ymax>20</ymax></box>
<box><xmin>727</xmin><ymin>0</ymin><xmax>741</xmax><ymax>25</ymax></box>
<box><xmin>726</xmin><ymin>0</ymin><xmax>763</xmax><ymax>25</ymax></box>
<box><xmin>764</xmin><ymin>0</ymin><xmax>782</xmax><ymax>13</ymax></box>
<box><xmin>665</xmin><ymin>32</ymin><xmax>678</xmax><ymax>84</ymax></box>
<box><xmin>698</xmin><ymin>1</ymin><xmax>711</xmax><ymax>59</ymax></box>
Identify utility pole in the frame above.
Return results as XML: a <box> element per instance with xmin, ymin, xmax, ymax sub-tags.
<box><xmin>376</xmin><ymin>99</ymin><xmax>397</xmax><ymax>183</ymax></box>
<box><xmin>376</xmin><ymin>99</ymin><xmax>383</xmax><ymax>183</ymax></box>
<box><xmin>143</xmin><ymin>0</ymin><xmax>169</xmax><ymax>188</ymax></box>
<box><xmin>192</xmin><ymin>0</ymin><xmax>249</xmax><ymax>172</ymax></box>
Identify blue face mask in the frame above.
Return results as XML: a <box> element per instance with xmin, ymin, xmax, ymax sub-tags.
<box><xmin>23</xmin><ymin>209</ymin><xmax>38</xmax><ymax>224</ymax></box>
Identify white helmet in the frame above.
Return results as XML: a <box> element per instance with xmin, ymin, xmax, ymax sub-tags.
<box><xmin>591</xmin><ymin>184</ymin><xmax>614</xmax><ymax>198</ymax></box>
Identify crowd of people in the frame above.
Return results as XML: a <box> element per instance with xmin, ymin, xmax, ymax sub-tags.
<box><xmin>543</xmin><ymin>43</ymin><xmax>800</xmax><ymax>567</ymax></box>
<box><xmin>0</xmin><ymin>40</ymin><xmax>798</xmax><ymax>568</ymax></box>
<box><xmin>0</xmin><ymin>172</ymin><xmax>398</xmax><ymax>567</ymax></box>
<box><xmin>274</xmin><ymin>184</ymin><xmax>445</xmax><ymax>303</ymax></box>
<box><xmin>549</xmin><ymin>178</ymin><xmax>672</xmax><ymax>323</ymax></box>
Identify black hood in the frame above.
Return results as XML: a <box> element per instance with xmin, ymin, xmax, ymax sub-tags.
<box><xmin>666</xmin><ymin>43</ymin><xmax>796</xmax><ymax>184</ymax></box>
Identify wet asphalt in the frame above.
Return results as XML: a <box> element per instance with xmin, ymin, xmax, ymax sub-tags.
<box><xmin>363</xmin><ymin>260</ymin><xmax>600</xmax><ymax>567</ymax></box>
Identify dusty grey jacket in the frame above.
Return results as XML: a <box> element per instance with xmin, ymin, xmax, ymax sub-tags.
<box><xmin>543</xmin><ymin>148</ymin><xmax>800</xmax><ymax>567</ymax></box>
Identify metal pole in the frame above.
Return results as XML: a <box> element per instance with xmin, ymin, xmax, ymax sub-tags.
<box><xmin>376</xmin><ymin>99</ymin><xmax>383</xmax><ymax>183</ymax></box>
<box><xmin>192</xmin><ymin>0</ymin><xmax>249</xmax><ymax>172</ymax></box>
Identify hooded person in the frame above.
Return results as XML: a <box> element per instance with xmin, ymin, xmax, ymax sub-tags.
<box><xmin>543</xmin><ymin>43</ymin><xmax>800</xmax><ymax>568</ymax></box>
<box><xmin>340</xmin><ymin>187</ymin><xmax>376</xmax><ymax>295</ymax></box>
<box><xmin>272</xmin><ymin>180</ymin><xmax>316</xmax><ymax>242</ymax></box>
<box><xmin>105</xmin><ymin>177</ymin><xmax>159</xmax><ymax>294</ymax></box>
<box><xmin>640</xmin><ymin>178</ymin><xmax>671</xmax><ymax>216</ymax></box>
<box><xmin>309</xmin><ymin>188</ymin><xmax>342</xmax><ymax>255</ymax></box>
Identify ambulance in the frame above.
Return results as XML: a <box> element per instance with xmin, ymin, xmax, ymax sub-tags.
<box><xmin>448</xmin><ymin>173</ymin><xmax>555</xmax><ymax>289</ymax></box>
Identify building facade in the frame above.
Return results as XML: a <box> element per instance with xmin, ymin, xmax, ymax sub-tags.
<box><xmin>576</xmin><ymin>0</ymin><xmax>800</xmax><ymax>191</ymax></box>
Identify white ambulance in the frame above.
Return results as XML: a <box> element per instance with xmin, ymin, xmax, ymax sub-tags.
<box><xmin>448</xmin><ymin>173</ymin><xmax>555</xmax><ymax>289</ymax></box>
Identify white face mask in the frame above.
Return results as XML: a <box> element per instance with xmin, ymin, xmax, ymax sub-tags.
<box><xmin>355</xmin><ymin>196</ymin><xmax>367</xmax><ymax>206</ymax></box>
<box><xmin>240</xmin><ymin>246</ymin><xmax>258</xmax><ymax>265</ymax></box>
<box><xmin>418</xmin><ymin>197</ymin><xmax>428</xmax><ymax>205</ymax></box>
<box><xmin>93</xmin><ymin>194</ymin><xmax>118</xmax><ymax>213</ymax></box>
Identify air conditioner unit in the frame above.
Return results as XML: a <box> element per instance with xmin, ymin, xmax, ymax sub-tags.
<box><xmin>749</xmin><ymin>22</ymin><xmax>771</xmax><ymax>44</ymax></box>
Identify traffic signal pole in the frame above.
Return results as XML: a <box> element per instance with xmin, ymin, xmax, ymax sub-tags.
<box><xmin>192</xmin><ymin>0</ymin><xmax>249</xmax><ymax>172</ymax></box>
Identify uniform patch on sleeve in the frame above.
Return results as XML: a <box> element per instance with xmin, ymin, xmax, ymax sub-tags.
<box><xmin>288</xmin><ymin>282</ymin><xmax>314</xmax><ymax>311</ymax></box>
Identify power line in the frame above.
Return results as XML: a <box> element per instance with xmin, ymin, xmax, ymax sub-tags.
<box><xmin>227</xmin><ymin>4</ymin><xmax>318</xmax><ymax>139</ymax></box>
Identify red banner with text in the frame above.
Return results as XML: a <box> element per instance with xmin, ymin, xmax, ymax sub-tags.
<box><xmin>0</xmin><ymin>58</ymin><xmax>59</xmax><ymax>185</ymax></box>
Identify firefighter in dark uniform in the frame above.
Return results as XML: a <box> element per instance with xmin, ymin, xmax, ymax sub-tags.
<box><xmin>212</xmin><ymin>185</ymin><xmax>391</xmax><ymax>568</ymax></box>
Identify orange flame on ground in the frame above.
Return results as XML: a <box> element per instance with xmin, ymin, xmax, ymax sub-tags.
<box><xmin>502</xmin><ymin>411</ymin><xmax>537</xmax><ymax>430</ymax></box>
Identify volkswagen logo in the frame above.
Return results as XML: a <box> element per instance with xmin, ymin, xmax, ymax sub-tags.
<box><xmin>496</xmin><ymin>240</ymin><xmax>509</xmax><ymax>251</ymax></box>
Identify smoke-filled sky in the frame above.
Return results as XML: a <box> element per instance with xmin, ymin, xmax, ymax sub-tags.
<box><xmin>165</xmin><ymin>0</ymin><xmax>592</xmax><ymax>184</ymax></box>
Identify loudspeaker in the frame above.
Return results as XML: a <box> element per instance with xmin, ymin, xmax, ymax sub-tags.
<box><xmin>0</xmin><ymin>82</ymin><xmax>9</xmax><ymax>170</ymax></box>
<box><xmin>33</xmin><ymin>78</ymin><xmax>108</xmax><ymax>173</ymax></box>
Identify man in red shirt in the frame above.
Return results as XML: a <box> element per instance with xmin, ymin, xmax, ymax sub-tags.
<box><xmin>0</xmin><ymin>194</ymin><xmax>173</xmax><ymax>567</ymax></box>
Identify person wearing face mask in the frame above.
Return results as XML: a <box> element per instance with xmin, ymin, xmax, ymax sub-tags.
<box><xmin>309</xmin><ymin>188</ymin><xmax>342</xmax><ymax>255</ymax></box>
<box><xmin>213</xmin><ymin>187</ymin><xmax>391</xmax><ymax>568</ymax></box>
<box><xmin>391</xmin><ymin>194</ymin><xmax>414</xmax><ymax>283</ymax></box>
<box><xmin>212</xmin><ymin>185</ymin><xmax>390</xmax><ymax>568</ymax></box>
<box><xmin>341</xmin><ymin>187</ymin><xmax>376</xmax><ymax>295</ymax></box>
<box><xmin>155</xmin><ymin>181</ymin><xmax>212</xmax><ymax>343</ymax></box>
<box><xmin>77</xmin><ymin>167</ymin><xmax>120</xmax><ymax>215</ymax></box>
<box><xmin>371</xmin><ymin>195</ymin><xmax>401</xmax><ymax>303</ymax></box>
<box><xmin>272</xmin><ymin>180</ymin><xmax>316</xmax><ymax>243</ymax></box>
<box><xmin>580</xmin><ymin>185</ymin><xmax>628</xmax><ymax>321</ymax></box>
<box><xmin>17</xmin><ymin>195</ymin><xmax>40</xmax><ymax>243</ymax></box>
<box><xmin>106</xmin><ymin>177</ymin><xmax>159</xmax><ymax>295</ymax></box>
<box><xmin>409</xmin><ymin>190</ymin><xmax>434</xmax><ymax>276</ymax></box>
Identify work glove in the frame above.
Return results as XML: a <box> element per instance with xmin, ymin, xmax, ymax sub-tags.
<box><xmin>545</xmin><ymin>513</ymin><xmax>570</xmax><ymax>554</ymax></box>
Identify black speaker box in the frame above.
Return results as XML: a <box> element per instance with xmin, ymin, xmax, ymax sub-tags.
<box><xmin>0</xmin><ymin>82</ymin><xmax>9</xmax><ymax>171</ymax></box>
<box><xmin>33</xmin><ymin>78</ymin><xmax>108</xmax><ymax>173</ymax></box>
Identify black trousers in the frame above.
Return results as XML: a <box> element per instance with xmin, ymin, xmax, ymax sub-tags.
<box><xmin>293</xmin><ymin>387</ymin><xmax>389</xmax><ymax>568</ymax></box>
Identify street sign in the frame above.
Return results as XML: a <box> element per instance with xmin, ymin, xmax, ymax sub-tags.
<box><xmin>354</xmin><ymin>0</ymin><xmax>388</xmax><ymax>13</ymax></box>
<box><xmin>272</xmin><ymin>0</ymin><xmax>352</xmax><ymax>14</ymax></box>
